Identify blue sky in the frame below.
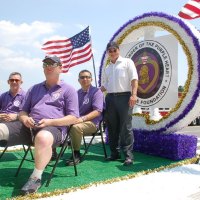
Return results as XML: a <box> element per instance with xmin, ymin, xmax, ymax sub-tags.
<box><xmin>0</xmin><ymin>0</ymin><xmax>199</xmax><ymax>92</ymax></box>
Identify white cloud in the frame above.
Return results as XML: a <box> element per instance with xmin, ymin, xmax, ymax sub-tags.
<box><xmin>0</xmin><ymin>20</ymin><xmax>61</xmax><ymax>47</ymax></box>
<box><xmin>0</xmin><ymin>20</ymin><xmax>64</xmax><ymax>71</ymax></box>
<box><xmin>0</xmin><ymin>46</ymin><xmax>14</xmax><ymax>57</ymax></box>
<box><xmin>1</xmin><ymin>56</ymin><xmax>41</xmax><ymax>70</ymax></box>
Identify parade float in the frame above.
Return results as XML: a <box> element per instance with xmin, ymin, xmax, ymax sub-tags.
<box><xmin>100</xmin><ymin>12</ymin><xmax>199</xmax><ymax>160</ymax></box>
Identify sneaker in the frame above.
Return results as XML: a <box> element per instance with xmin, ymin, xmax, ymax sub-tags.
<box><xmin>66</xmin><ymin>151</ymin><xmax>81</xmax><ymax>166</ymax></box>
<box><xmin>21</xmin><ymin>178</ymin><xmax>41</xmax><ymax>195</ymax></box>
<box><xmin>66</xmin><ymin>156</ymin><xmax>81</xmax><ymax>166</ymax></box>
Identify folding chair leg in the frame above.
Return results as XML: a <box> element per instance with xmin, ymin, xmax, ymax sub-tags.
<box><xmin>100</xmin><ymin>131</ymin><xmax>107</xmax><ymax>158</ymax></box>
<box><xmin>0</xmin><ymin>146</ymin><xmax>8</xmax><ymax>159</ymax></box>
<box><xmin>81</xmin><ymin>125</ymin><xmax>107</xmax><ymax>160</ymax></box>
<box><xmin>23</xmin><ymin>145</ymin><xmax>34</xmax><ymax>160</ymax></box>
<box><xmin>81</xmin><ymin>135</ymin><xmax>95</xmax><ymax>160</ymax></box>
<box><xmin>70</xmin><ymin>139</ymin><xmax>78</xmax><ymax>177</ymax></box>
<box><xmin>15</xmin><ymin>145</ymin><xmax>31</xmax><ymax>177</ymax></box>
<box><xmin>46</xmin><ymin>146</ymin><xmax>65</xmax><ymax>187</ymax></box>
<box><xmin>46</xmin><ymin>134</ymin><xmax>77</xmax><ymax>187</ymax></box>
<box><xmin>83</xmin><ymin>136</ymin><xmax>87</xmax><ymax>149</ymax></box>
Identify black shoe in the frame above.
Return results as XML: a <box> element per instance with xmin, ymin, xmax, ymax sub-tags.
<box><xmin>66</xmin><ymin>151</ymin><xmax>81</xmax><ymax>166</ymax></box>
<box><xmin>51</xmin><ymin>148</ymin><xmax>57</xmax><ymax>161</ymax></box>
<box><xmin>66</xmin><ymin>157</ymin><xmax>81</xmax><ymax>166</ymax></box>
<box><xmin>123</xmin><ymin>158</ymin><xmax>133</xmax><ymax>166</ymax></box>
<box><xmin>106</xmin><ymin>154</ymin><xmax>121</xmax><ymax>161</ymax></box>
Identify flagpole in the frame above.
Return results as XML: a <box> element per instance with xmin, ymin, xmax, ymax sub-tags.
<box><xmin>92</xmin><ymin>54</ymin><xmax>97</xmax><ymax>87</ymax></box>
<box><xmin>89</xmin><ymin>34</ymin><xmax>97</xmax><ymax>87</ymax></box>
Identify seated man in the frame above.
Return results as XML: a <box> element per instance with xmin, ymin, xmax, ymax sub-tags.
<box><xmin>0</xmin><ymin>55</ymin><xmax>79</xmax><ymax>195</ymax></box>
<box><xmin>0</xmin><ymin>72</ymin><xmax>26</xmax><ymax>146</ymax></box>
<box><xmin>66</xmin><ymin>70</ymin><xmax>104</xmax><ymax>166</ymax></box>
<box><xmin>0</xmin><ymin>72</ymin><xmax>26</xmax><ymax>122</ymax></box>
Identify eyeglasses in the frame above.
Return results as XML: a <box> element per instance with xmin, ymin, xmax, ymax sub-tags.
<box><xmin>9</xmin><ymin>79</ymin><xmax>21</xmax><ymax>83</ymax></box>
<box><xmin>43</xmin><ymin>63</ymin><xmax>59</xmax><ymax>68</ymax></box>
<box><xmin>79</xmin><ymin>76</ymin><xmax>91</xmax><ymax>79</ymax></box>
<box><xmin>108</xmin><ymin>49</ymin><xmax>117</xmax><ymax>53</ymax></box>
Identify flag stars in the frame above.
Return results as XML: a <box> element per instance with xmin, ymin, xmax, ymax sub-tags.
<box><xmin>71</xmin><ymin>27</ymin><xmax>90</xmax><ymax>49</ymax></box>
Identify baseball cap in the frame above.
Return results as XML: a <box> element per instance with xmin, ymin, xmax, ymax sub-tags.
<box><xmin>42</xmin><ymin>55</ymin><xmax>62</xmax><ymax>65</ymax></box>
<box><xmin>106</xmin><ymin>41</ymin><xmax>119</xmax><ymax>50</ymax></box>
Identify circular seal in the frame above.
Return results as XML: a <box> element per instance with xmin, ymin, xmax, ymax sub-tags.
<box><xmin>127</xmin><ymin>40</ymin><xmax>171</xmax><ymax>107</ymax></box>
<box><xmin>83</xmin><ymin>98</ymin><xmax>89</xmax><ymax>104</ymax></box>
<box><xmin>13</xmin><ymin>100</ymin><xmax>20</xmax><ymax>107</ymax></box>
<box><xmin>52</xmin><ymin>92</ymin><xmax>61</xmax><ymax>101</ymax></box>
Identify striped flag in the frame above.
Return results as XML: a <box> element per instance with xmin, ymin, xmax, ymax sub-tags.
<box><xmin>178</xmin><ymin>0</ymin><xmax>200</xmax><ymax>19</ymax></box>
<box><xmin>42</xmin><ymin>26</ymin><xmax>93</xmax><ymax>73</ymax></box>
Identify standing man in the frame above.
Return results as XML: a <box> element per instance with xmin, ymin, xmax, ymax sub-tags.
<box><xmin>66</xmin><ymin>70</ymin><xmax>104</xmax><ymax>166</ymax></box>
<box><xmin>0</xmin><ymin>55</ymin><xmax>79</xmax><ymax>195</ymax></box>
<box><xmin>0</xmin><ymin>72</ymin><xmax>26</xmax><ymax>122</ymax></box>
<box><xmin>101</xmin><ymin>41</ymin><xmax>138</xmax><ymax>166</ymax></box>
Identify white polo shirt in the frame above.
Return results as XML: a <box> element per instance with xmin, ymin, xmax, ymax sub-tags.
<box><xmin>102</xmin><ymin>56</ymin><xmax>138</xmax><ymax>93</ymax></box>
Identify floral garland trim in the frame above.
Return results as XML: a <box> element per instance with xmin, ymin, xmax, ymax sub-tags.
<box><xmin>11</xmin><ymin>156</ymin><xmax>198</xmax><ymax>200</ymax></box>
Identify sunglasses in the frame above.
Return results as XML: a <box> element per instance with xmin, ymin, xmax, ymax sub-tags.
<box><xmin>79</xmin><ymin>76</ymin><xmax>91</xmax><ymax>79</ymax></box>
<box><xmin>108</xmin><ymin>49</ymin><xmax>117</xmax><ymax>53</ymax></box>
<box><xmin>9</xmin><ymin>79</ymin><xmax>21</xmax><ymax>83</ymax></box>
<box><xmin>43</xmin><ymin>63</ymin><xmax>59</xmax><ymax>68</ymax></box>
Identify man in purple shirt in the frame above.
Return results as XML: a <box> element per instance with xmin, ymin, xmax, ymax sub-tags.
<box><xmin>0</xmin><ymin>72</ymin><xmax>26</xmax><ymax>122</ymax></box>
<box><xmin>0</xmin><ymin>55</ymin><xmax>79</xmax><ymax>195</ymax></box>
<box><xmin>65</xmin><ymin>70</ymin><xmax>104</xmax><ymax>166</ymax></box>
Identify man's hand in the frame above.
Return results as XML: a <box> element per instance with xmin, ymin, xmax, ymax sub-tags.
<box><xmin>21</xmin><ymin>116</ymin><xmax>35</xmax><ymax>128</ymax></box>
<box><xmin>100</xmin><ymin>86</ymin><xmax>106</xmax><ymax>92</ymax></box>
<box><xmin>7</xmin><ymin>113</ymin><xmax>18</xmax><ymax>121</ymax></box>
<box><xmin>0</xmin><ymin>113</ymin><xmax>8</xmax><ymax>121</ymax></box>
<box><xmin>74</xmin><ymin>117</ymin><xmax>85</xmax><ymax>124</ymax></box>
<box><xmin>129</xmin><ymin>95</ymin><xmax>137</xmax><ymax>108</ymax></box>
<box><xmin>35</xmin><ymin>119</ymin><xmax>51</xmax><ymax>128</ymax></box>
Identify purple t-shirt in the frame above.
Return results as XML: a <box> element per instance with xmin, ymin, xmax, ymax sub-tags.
<box><xmin>0</xmin><ymin>89</ymin><xmax>26</xmax><ymax>114</ymax></box>
<box><xmin>22</xmin><ymin>80</ymin><xmax>79</xmax><ymax>135</ymax></box>
<box><xmin>78</xmin><ymin>86</ymin><xmax>103</xmax><ymax>126</ymax></box>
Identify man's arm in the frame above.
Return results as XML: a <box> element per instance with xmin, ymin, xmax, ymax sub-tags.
<box><xmin>38</xmin><ymin>115</ymin><xmax>77</xmax><ymax>127</ymax></box>
<box><xmin>19</xmin><ymin>111</ymin><xmax>36</xmax><ymax>128</ymax></box>
<box><xmin>131</xmin><ymin>79</ymin><xmax>138</xmax><ymax>97</ymax></box>
<box><xmin>80</xmin><ymin>110</ymin><xmax>101</xmax><ymax>122</ymax></box>
<box><xmin>129</xmin><ymin>79</ymin><xmax>138</xmax><ymax>108</ymax></box>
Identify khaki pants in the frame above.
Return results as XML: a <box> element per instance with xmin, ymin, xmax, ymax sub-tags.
<box><xmin>70</xmin><ymin>121</ymin><xmax>97</xmax><ymax>151</ymax></box>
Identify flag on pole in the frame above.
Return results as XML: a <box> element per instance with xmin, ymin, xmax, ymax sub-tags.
<box><xmin>178</xmin><ymin>0</ymin><xmax>200</xmax><ymax>19</ymax></box>
<box><xmin>42</xmin><ymin>26</ymin><xmax>92</xmax><ymax>73</ymax></box>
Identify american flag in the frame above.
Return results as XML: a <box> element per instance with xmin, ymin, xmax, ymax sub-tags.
<box><xmin>178</xmin><ymin>0</ymin><xmax>200</xmax><ymax>19</ymax></box>
<box><xmin>42</xmin><ymin>26</ymin><xmax>93</xmax><ymax>73</ymax></box>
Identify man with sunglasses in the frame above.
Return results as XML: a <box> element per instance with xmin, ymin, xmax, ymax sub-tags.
<box><xmin>0</xmin><ymin>72</ymin><xmax>26</xmax><ymax>122</ymax></box>
<box><xmin>65</xmin><ymin>69</ymin><xmax>104</xmax><ymax>166</ymax></box>
<box><xmin>0</xmin><ymin>55</ymin><xmax>79</xmax><ymax>195</ymax></box>
<box><xmin>101</xmin><ymin>41</ymin><xmax>138</xmax><ymax>166</ymax></box>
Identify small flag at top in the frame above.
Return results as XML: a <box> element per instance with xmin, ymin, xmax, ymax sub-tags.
<box><xmin>42</xmin><ymin>26</ymin><xmax>93</xmax><ymax>73</ymax></box>
<box><xmin>178</xmin><ymin>0</ymin><xmax>200</xmax><ymax>19</ymax></box>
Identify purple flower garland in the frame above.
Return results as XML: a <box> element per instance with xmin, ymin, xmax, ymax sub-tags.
<box><xmin>133</xmin><ymin>131</ymin><xmax>197</xmax><ymax>160</ymax></box>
